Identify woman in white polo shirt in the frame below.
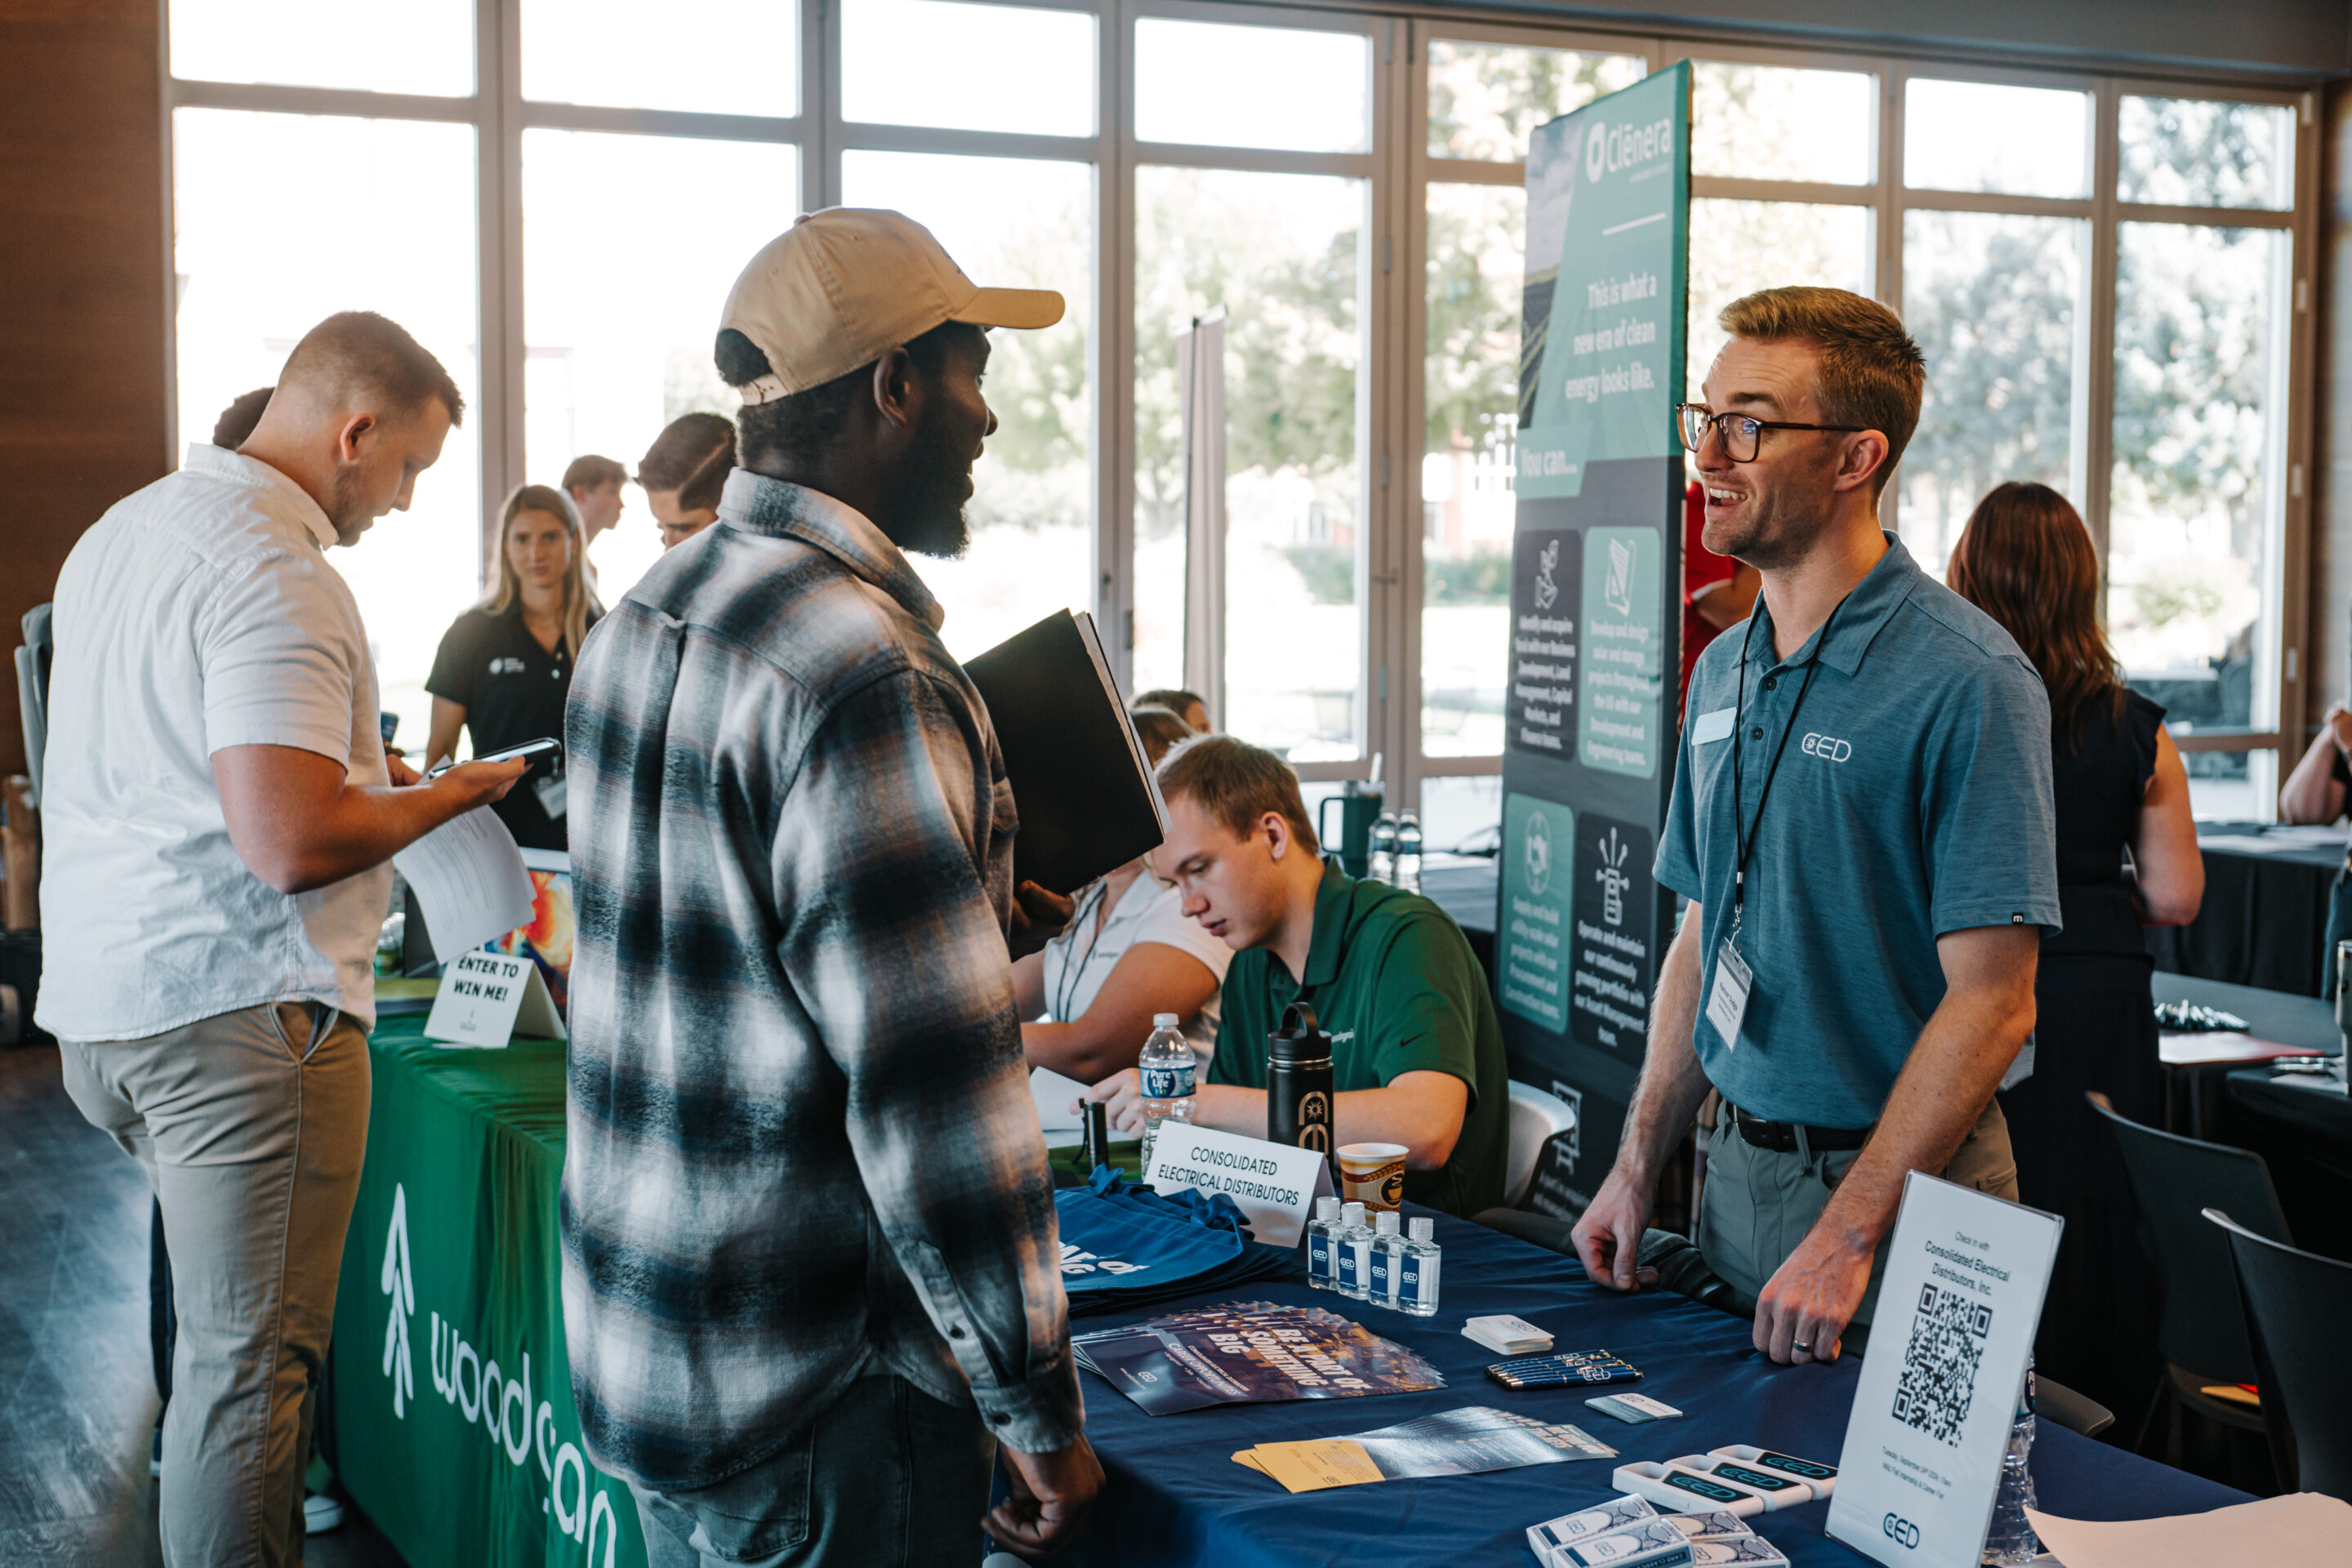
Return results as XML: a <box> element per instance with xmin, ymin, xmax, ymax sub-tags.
<box><xmin>1015</xmin><ymin>706</ymin><xmax>1231</xmax><ymax>1080</ymax></box>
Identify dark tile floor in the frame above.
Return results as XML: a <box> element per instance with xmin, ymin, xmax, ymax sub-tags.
<box><xmin>0</xmin><ymin>1044</ymin><xmax>406</xmax><ymax>1566</ymax></box>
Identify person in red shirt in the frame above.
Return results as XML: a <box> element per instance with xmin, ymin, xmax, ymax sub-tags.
<box><xmin>1678</xmin><ymin>475</ymin><xmax>1760</xmax><ymax>715</ymax></box>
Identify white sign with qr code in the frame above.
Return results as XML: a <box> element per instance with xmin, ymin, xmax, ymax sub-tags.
<box><xmin>1826</xmin><ymin>1172</ymin><xmax>2060</xmax><ymax>1568</ymax></box>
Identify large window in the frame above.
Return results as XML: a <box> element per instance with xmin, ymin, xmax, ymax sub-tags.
<box><xmin>1412</xmin><ymin>34</ymin><xmax>1644</xmax><ymax>830</ymax></box>
<box><xmin>1132</xmin><ymin>14</ymin><xmax>1375</xmax><ymax>762</ymax></box>
<box><xmin>172</xmin><ymin>107</ymin><xmax>483</xmax><ymax>750</ymax></box>
<box><xmin>165</xmin><ymin>7</ymin><xmax>2314</xmax><ymax>818</ymax></box>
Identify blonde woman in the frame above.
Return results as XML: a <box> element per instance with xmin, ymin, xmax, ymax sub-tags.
<box><xmin>424</xmin><ymin>483</ymin><xmax>601</xmax><ymax>849</ymax></box>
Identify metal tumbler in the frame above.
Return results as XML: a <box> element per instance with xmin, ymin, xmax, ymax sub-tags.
<box><xmin>1267</xmin><ymin>1000</ymin><xmax>1336</xmax><ymax>1184</ymax></box>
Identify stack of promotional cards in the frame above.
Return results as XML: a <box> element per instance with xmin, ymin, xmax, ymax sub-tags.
<box><xmin>1463</xmin><ymin>1313</ymin><xmax>1554</xmax><ymax>1356</ymax></box>
<box><xmin>1526</xmin><ymin>1496</ymin><xmax>1788</xmax><ymax>1568</ymax></box>
<box><xmin>1585</xmin><ymin>1392</ymin><xmax>1682</xmax><ymax>1424</ymax></box>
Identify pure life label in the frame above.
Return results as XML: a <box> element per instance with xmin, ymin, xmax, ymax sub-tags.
<box><xmin>1141</xmin><ymin>1063</ymin><xmax>1196</xmax><ymax>1099</ymax></box>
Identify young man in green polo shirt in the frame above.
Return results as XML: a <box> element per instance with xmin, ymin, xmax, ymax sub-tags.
<box><xmin>1083</xmin><ymin>735</ymin><xmax>1508</xmax><ymax>1217</ymax></box>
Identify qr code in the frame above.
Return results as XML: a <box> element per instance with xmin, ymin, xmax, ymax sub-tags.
<box><xmin>1890</xmin><ymin>1283</ymin><xmax>1993</xmax><ymax>1447</ymax></box>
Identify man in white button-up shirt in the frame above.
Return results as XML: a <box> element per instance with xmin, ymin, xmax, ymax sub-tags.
<box><xmin>39</xmin><ymin>311</ymin><xmax>528</xmax><ymax>1567</ymax></box>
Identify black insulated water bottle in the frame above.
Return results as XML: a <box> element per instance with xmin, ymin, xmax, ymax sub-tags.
<box><xmin>1267</xmin><ymin>1001</ymin><xmax>1335</xmax><ymax>1185</ymax></box>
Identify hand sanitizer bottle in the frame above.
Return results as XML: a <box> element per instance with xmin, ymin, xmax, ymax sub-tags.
<box><xmin>1304</xmin><ymin>1196</ymin><xmax>1341</xmax><ymax>1291</ymax></box>
<box><xmin>1395</xmin><ymin>1217</ymin><xmax>1441</xmax><ymax>1316</ymax></box>
<box><xmin>1367</xmin><ymin>1210</ymin><xmax>1404</xmax><ymax>1307</ymax></box>
<box><xmin>1334</xmin><ymin>1201</ymin><xmax>1371</xmax><ymax>1300</ymax></box>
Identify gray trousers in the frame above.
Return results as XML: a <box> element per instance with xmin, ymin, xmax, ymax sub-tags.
<box><xmin>630</xmin><ymin>1374</ymin><xmax>997</xmax><ymax>1568</ymax></box>
<box><xmin>1695</xmin><ymin>1097</ymin><xmax>2018</xmax><ymax>1328</ymax></box>
<box><xmin>62</xmin><ymin>1001</ymin><xmax>370</xmax><ymax>1568</ymax></box>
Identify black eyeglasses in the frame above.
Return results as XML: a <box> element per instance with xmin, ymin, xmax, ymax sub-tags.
<box><xmin>1674</xmin><ymin>403</ymin><xmax>1867</xmax><ymax>463</ymax></box>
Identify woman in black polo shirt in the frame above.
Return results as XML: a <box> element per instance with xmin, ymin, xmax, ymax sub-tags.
<box><xmin>424</xmin><ymin>483</ymin><xmax>601</xmax><ymax>850</ymax></box>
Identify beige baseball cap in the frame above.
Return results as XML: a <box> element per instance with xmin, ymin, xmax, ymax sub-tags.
<box><xmin>719</xmin><ymin>208</ymin><xmax>1065</xmax><ymax>403</ymax></box>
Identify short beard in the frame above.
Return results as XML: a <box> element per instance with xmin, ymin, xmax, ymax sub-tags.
<box><xmin>880</xmin><ymin>407</ymin><xmax>972</xmax><ymax>559</ymax></box>
<box><xmin>327</xmin><ymin>467</ymin><xmax>374</xmax><ymax>547</ymax></box>
<box><xmin>1704</xmin><ymin>469</ymin><xmax>1836</xmax><ymax>572</ymax></box>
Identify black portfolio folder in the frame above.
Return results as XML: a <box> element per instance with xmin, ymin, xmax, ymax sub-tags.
<box><xmin>964</xmin><ymin>608</ymin><xmax>1169</xmax><ymax>895</ymax></box>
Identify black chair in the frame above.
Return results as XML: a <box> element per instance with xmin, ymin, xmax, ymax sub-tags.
<box><xmin>2207</xmin><ymin>1208</ymin><xmax>2352</xmax><ymax>1499</ymax></box>
<box><xmin>2087</xmin><ymin>1090</ymin><xmax>2290</xmax><ymax>1450</ymax></box>
<box><xmin>2034</xmin><ymin>1375</ymin><xmax>2114</xmax><ymax>1441</ymax></box>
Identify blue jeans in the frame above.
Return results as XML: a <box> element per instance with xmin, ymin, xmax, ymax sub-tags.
<box><xmin>630</xmin><ymin>1374</ymin><xmax>996</xmax><ymax>1568</ymax></box>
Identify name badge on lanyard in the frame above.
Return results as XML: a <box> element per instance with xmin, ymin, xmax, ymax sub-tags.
<box><xmin>1706</xmin><ymin>938</ymin><xmax>1752</xmax><ymax>1050</ymax></box>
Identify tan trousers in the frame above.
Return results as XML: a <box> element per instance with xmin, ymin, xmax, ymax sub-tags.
<box><xmin>1695</xmin><ymin>1097</ymin><xmax>2017</xmax><ymax>1329</ymax></box>
<box><xmin>62</xmin><ymin>1002</ymin><xmax>371</xmax><ymax>1568</ymax></box>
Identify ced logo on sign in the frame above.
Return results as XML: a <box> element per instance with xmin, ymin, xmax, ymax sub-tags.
<box><xmin>1882</xmin><ymin>1513</ymin><xmax>1922</xmax><ymax>1549</ymax></box>
<box><xmin>1801</xmin><ymin>733</ymin><xmax>1851</xmax><ymax>763</ymax></box>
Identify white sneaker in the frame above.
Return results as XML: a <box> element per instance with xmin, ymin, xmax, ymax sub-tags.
<box><xmin>304</xmin><ymin>1492</ymin><xmax>345</xmax><ymax>1535</ymax></box>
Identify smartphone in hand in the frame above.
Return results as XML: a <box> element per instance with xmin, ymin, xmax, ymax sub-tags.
<box><xmin>424</xmin><ymin>737</ymin><xmax>561</xmax><ymax>780</ymax></box>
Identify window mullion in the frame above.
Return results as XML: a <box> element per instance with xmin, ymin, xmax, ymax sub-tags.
<box><xmin>2272</xmin><ymin>90</ymin><xmax>2320</xmax><ymax>749</ymax></box>
<box><xmin>1876</xmin><ymin>60</ymin><xmax>1903</xmax><ymax>537</ymax></box>
<box><xmin>2083</xmin><ymin>78</ymin><xmax>2121</xmax><ymax>583</ymax></box>
<box><xmin>1401</xmin><ymin>14</ymin><xmax>1432</xmax><ymax>803</ymax></box>
<box><xmin>1365</xmin><ymin>14</ymin><xmax>1404</xmax><ymax>783</ymax></box>
<box><xmin>480</xmin><ymin>0</ymin><xmax>524</xmax><ymax>588</ymax></box>
<box><xmin>814</xmin><ymin>0</ymin><xmax>843</xmax><ymax>207</ymax></box>
<box><xmin>1101</xmin><ymin>0</ymin><xmax>1136</xmax><ymax>696</ymax></box>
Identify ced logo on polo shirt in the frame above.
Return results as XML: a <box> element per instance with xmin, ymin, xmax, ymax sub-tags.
<box><xmin>489</xmin><ymin>657</ymin><xmax>527</xmax><ymax>676</ymax></box>
<box><xmin>1800</xmin><ymin>732</ymin><xmax>1851</xmax><ymax>762</ymax></box>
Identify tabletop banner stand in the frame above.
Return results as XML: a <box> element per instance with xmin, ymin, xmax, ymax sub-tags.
<box><xmin>1492</xmin><ymin>64</ymin><xmax>1693</xmax><ymax>1223</ymax></box>
<box><xmin>1826</xmin><ymin>1172</ymin><xmax>2063</xmax><ymax>1568</ymax></box>
<box><xmin>423</xmin><ymin>949</ymin><xmax>567</xmax><ymax>1049</ymax></box>
<box><xmin>1142</xmin><ymin>1123</ymin><xmax>1337</xmax><ymax>1249</ymax></box>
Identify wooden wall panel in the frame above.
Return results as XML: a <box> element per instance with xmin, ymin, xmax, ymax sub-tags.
<box><xmin>0</xmin><ymin>0</ymin><xmax>169</xmax><ymax>780</ymax></box>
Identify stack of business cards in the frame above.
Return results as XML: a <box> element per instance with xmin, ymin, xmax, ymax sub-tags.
<box><xmin>1461</xmin><ymin>1314</ymin><xmax>1554</xmax><ymax>1356</ymax></box>
<box><xmin>1586</xmin><ymin>1392</ymin><xmax>1683</xmax><ymax>1424</ymax></box>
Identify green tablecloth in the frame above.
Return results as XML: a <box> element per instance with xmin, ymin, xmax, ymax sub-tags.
<box><xmin>329</xmin><ymin>1014</ymin><xmax>651</xmax><ymax>1568</ymax></box>
<box><xmin>330</xmin><ymin>1004</ymin><xmax>1134</xmax><ymax>1566</ymax></box>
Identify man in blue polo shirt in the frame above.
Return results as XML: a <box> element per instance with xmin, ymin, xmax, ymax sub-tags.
<box><xmin>1571</xmin><ymin>287</ymin><xmax>2058</xmax><ymax>1368</ymax></box>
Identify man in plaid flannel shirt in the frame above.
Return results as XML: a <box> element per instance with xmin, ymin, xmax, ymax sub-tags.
<box><xmin>561</xmin><ymin>211</ymin><xmax>1101</xmax><ymax>1566</ymax></box>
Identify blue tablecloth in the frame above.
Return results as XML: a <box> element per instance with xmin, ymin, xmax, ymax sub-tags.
<box><xmin>1065</xmin><ymin>1207</ymin><xmax>2249</xmax><ymax>1567</ymax></box>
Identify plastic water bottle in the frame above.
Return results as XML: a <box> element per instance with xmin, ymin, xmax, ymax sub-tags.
<box><xmin>1980</xmin><ymin>1360</ymin><xmax>2039</xmax><ymax>1566</ymax></box>
<box><xmin>1137</xmin><ymin>1013</ymin><xmax>1195</xmax><ymax>1171</ymax></box>
<box><xmin>1393</xmin><ymin>810</ymin><xmax>1423</xmax><ymax>893</ymax></box>
<box><xmin>1369</xmin><ymin>811</ymin><xmax>1398</xmax><ymax>884</ymax></box>
<box><xmin>1305</xmin><ymin>1196</ymin><xmax>1341</xmax><ymax>1290</ymax></box>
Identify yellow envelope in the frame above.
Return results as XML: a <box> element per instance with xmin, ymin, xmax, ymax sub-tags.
<box><xmin>1233</xmin><ymin>1439</ymin><xmax>1387</xmax><ymax>1494</ymax></box>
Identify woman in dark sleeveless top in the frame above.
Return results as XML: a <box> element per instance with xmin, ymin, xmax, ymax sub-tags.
<box><xmin>1949</xmin><ymin>481</ymin><xmax>2203</xmax><ymax>1418</ymax></box>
